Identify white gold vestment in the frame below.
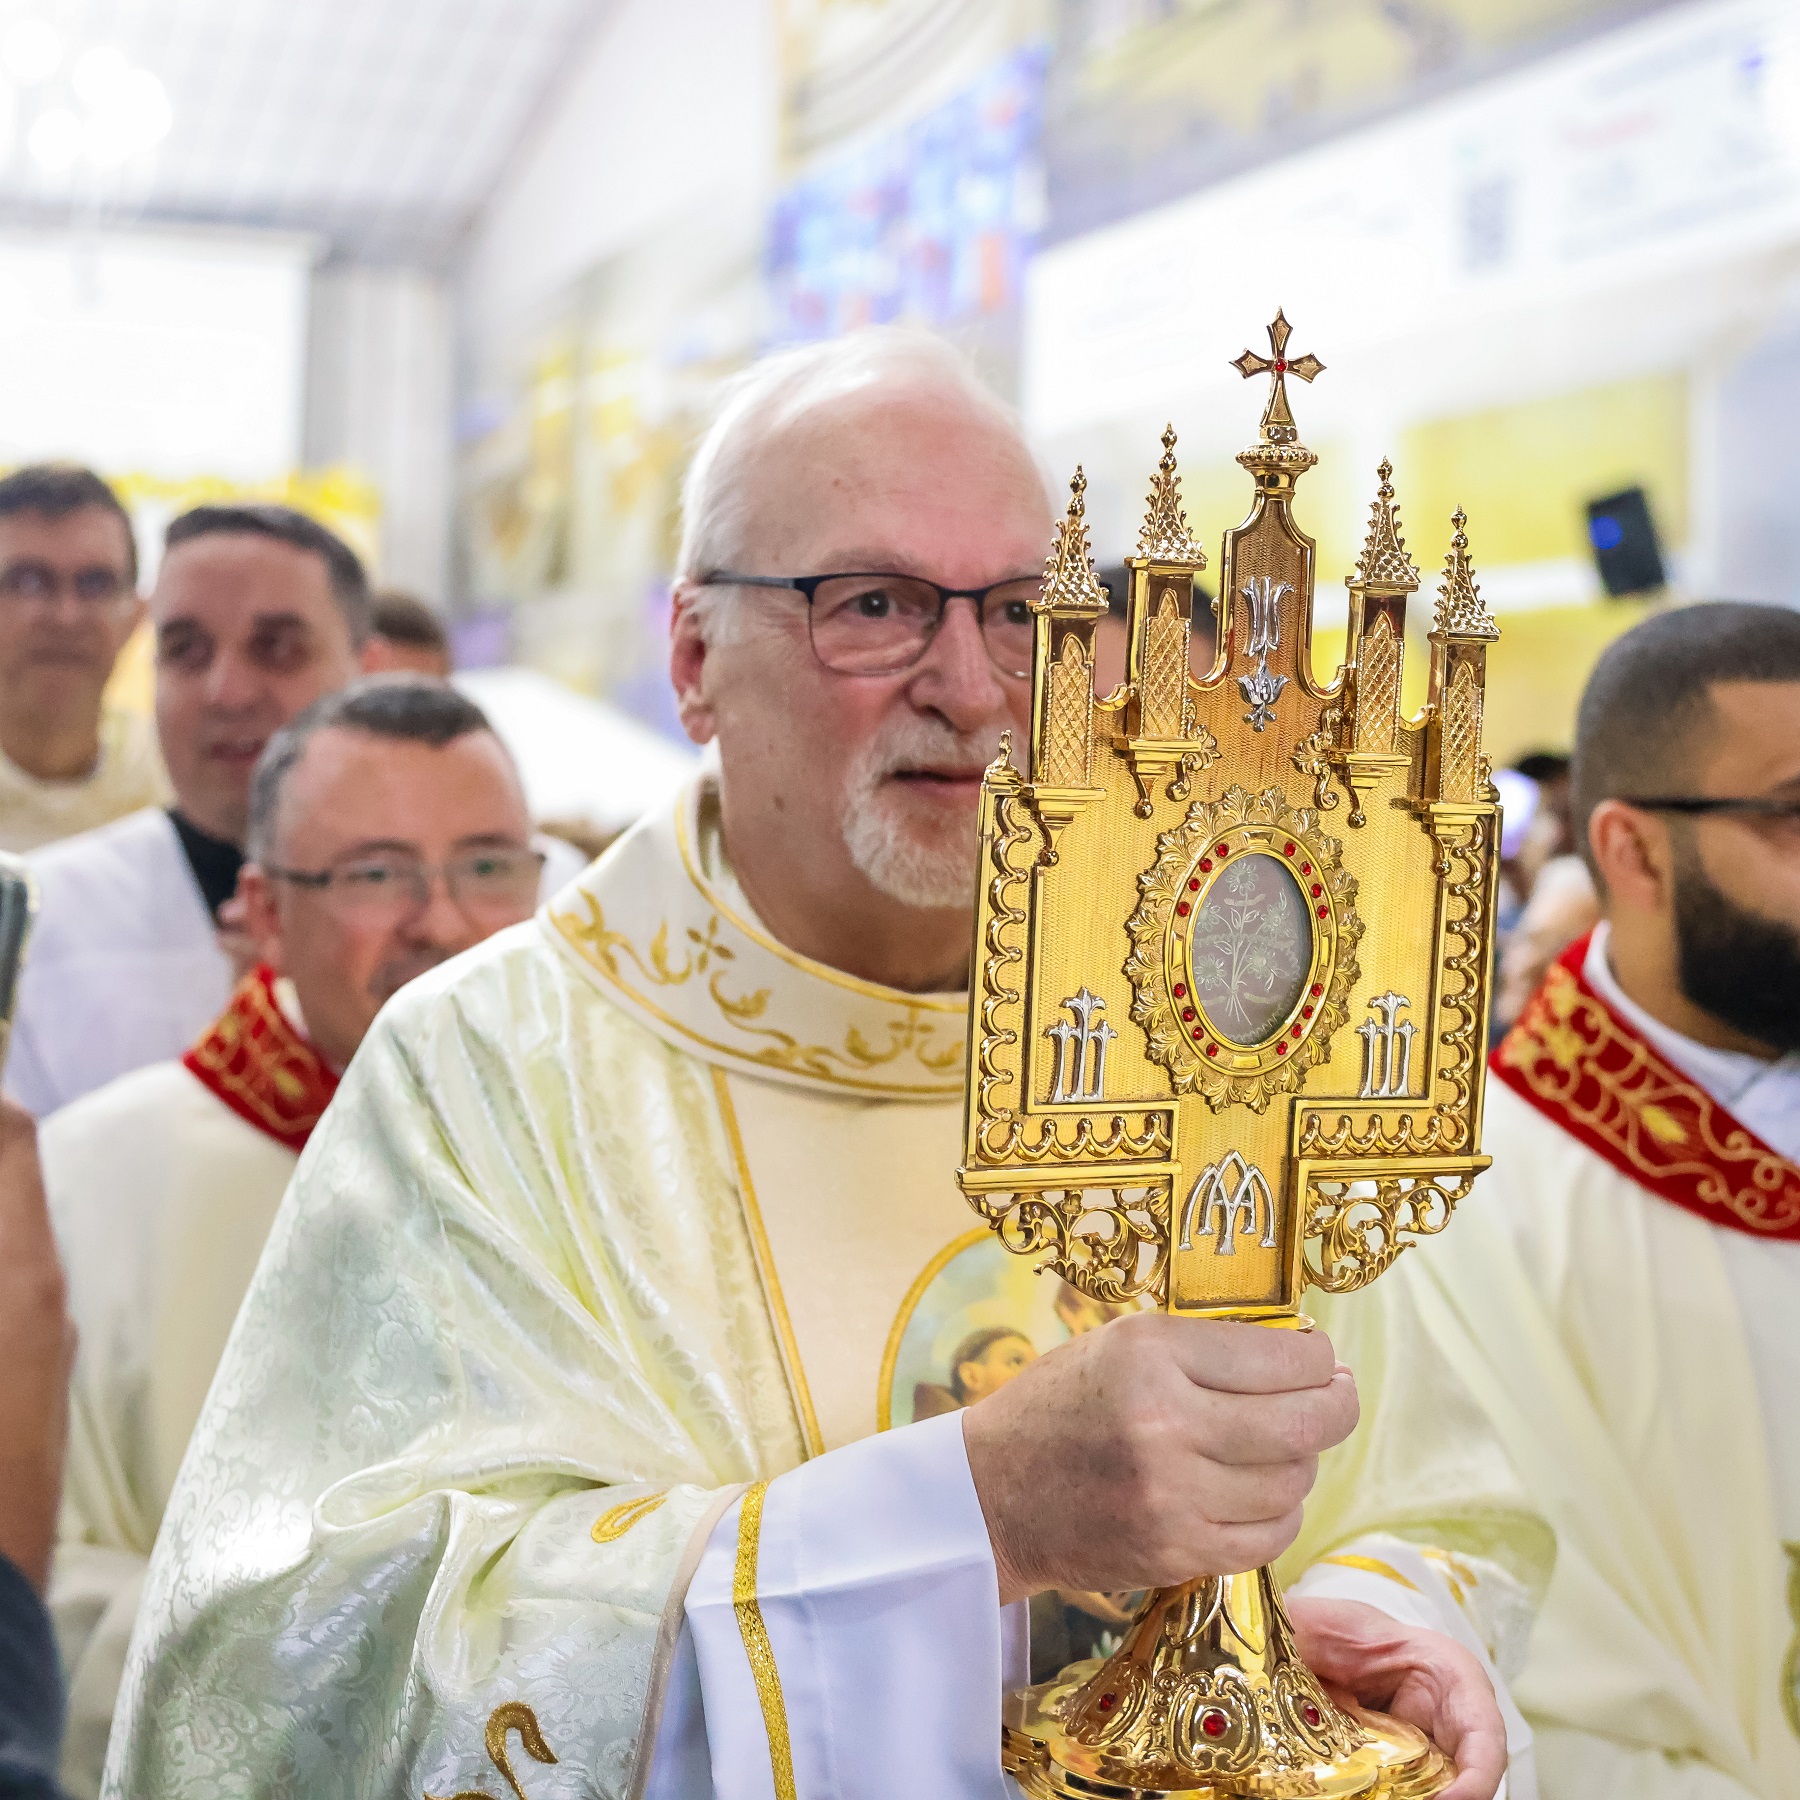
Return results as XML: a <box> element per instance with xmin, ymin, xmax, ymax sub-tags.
<box><xmin>108</xmin><ymin>778</ymin><xmax>1543</xmax><ymax>1798</ymax></box>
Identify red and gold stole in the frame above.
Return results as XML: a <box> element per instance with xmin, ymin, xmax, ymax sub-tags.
<box><xmin>182</xmin><ymin>964</ymin><xmax>340</xmax><ymax>1155</ymax></box>
<box><xmin>1492</xmin><ymin>931</ymin><xmax>1800</xmax><ymax>1240</ymax></box>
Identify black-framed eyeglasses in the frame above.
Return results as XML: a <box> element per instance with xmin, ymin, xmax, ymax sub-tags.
<box><xmin>698</xmin><ymin>570</ymin><xmax>1039</xmax><ymax>678</ymax></box>
<box><xmin>0</xmin><ymin>561</ymin><xmax>131</xmax><ymax>605</ymax></box>
<box><xmin>266</xmin><ymin>846</ymin><xmax>546</xmax><ymax>919</ymax></box>
<box><xmin>1621</xmin><ymin>795</ymin><xmax>1800</xmax><ymax>820</ymax></box>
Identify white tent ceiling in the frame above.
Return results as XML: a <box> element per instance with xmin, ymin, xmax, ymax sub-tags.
<box><xmin>0</xmin><ymin>0</ymin><xmax>609</xmax><ymax>261</ymax></box>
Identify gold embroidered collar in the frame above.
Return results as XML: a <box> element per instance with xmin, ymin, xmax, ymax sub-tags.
<box><xmin>544</xmin><ymin>777</ymin><xmax>967</xmax><ymax>1099</ymax></box>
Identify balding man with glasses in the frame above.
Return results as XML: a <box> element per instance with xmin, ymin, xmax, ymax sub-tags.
<box><xmin>113</xmin><ymin>330</ymin><xmax>1513</xmax><ymax>1800</ymax></box>
<box><xmin>43</xmin><ymin>676</ymin><xmax>544</xmax><ymax>1798</ymax></box>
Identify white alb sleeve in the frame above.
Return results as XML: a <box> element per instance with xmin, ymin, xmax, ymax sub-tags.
<box><xmin>1289</xmin><ymin>1533</ymin><xmax>1538</xmax><ymax>1800</ymax></box>
<box><xmin>645</xmin><ymin>1408</ymin><xmax>1025</xmax><ymax>1800</ymax></box>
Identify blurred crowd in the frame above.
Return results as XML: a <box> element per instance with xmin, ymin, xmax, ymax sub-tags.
<box><xmin>0</xmin><ymin>463</ymin><xmax>582</xmax><ymax>1795</ymax></box>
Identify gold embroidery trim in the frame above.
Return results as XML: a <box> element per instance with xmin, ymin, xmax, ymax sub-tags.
<box><xmin>713</xmin><ymin>1069</ymin><xmax>825</xmax><ymax>1458</ymax></box>
<box><xmin>733</xmin><ymin>1480</ymin><xmax>798</xmax><ymax>1800</ymax></box>
<box><xmin>424</xmin><ymin>1700</ymin><xmax>558</xmax><ymax>1800</ymax></box>
<box><xmin>1318</xmin><ymin>1552</ymin><xmax>1422</xmax><ymax>1593</ymax></box>
<box><xmin>591</xmin><ymin>1491</ymin><xmax>667</xmax><ymax>1544</ymax></box>
<box><xmin>1501</xmin><ymin>962</ymin><xmax>1800</xmax><ymax>1235</ymax></box>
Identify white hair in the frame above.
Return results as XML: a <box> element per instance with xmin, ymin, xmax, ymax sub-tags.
<box><xmin>676</xmin><ymin>327</ymin><xmax>1032</xmax><ymax>644</ymax></box>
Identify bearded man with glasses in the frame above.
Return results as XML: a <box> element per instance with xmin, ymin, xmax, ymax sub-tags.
<box><xmin>111</xmin><ymin>331</ymin><xmax>1510</xmax><ymax>1800</ymax></box>
<box><xmin>41</xmin><ymin>676</ymin><xmax>543</xmax><ymax>1796</ymax></box>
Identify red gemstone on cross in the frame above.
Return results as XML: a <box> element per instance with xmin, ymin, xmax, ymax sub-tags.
<box><xmin>1302</xmin><ymin>1702</ymin><xmax>1323</xmax><ymax>1729</ymax></box>
<box><xmin>1273</xmin><ymin>359</ymin><xmax>1288</xmax><ymax>373</ymax></box>
<box><xmin>1097</xmin><ymin>1693</ymin><xmax>1117</xmax><ymax>1714</ymax></box>
<box><xmin>1201</xmin><ymin>1708</ymin><xmax>1229</xmax><ymax>1738</ymax></box>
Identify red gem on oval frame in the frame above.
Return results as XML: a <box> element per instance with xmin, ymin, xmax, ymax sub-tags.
<box><xmin>1215</xmin><ymin>843</ymin><xmax>1231</xmax><ymax>858</ymax></box>
<box><xmin>1192</xmin><ymin>1029</ymin><xmax>1204</xmax><ymax>1042</ymax></box>
<box><xmin>1173</xmin><ymin>982</ymin><xmax>1186</xmax><ymax>998</ymax></box>
<box><xmin>1316</xmin><ymin>905</ymin><xmax>1328</xmax><ymax>918</ymax></box>
<box><xmin>1283</xmin><ymin>840</ymin><xmax>1296</xmax><ymax>854</ymax></box>
<box><xmin>1302</xmin><ymin>1005</ymin><xmax>1313</xmax><ymax>1018</ymax></box>
<box><xmin>1302</xmin><ymin>1701</ymin><xmax>1323</xmax><ymax>1729</ymax></box>
<box><xmin>1301</xmin><ymin>862</ymin><xmax>1312</xmax><ymax>874</ymax></box>
<box><xmin>1291</xmin><ymin>1024</ymin><xmax>1302</xmax><ymax>1039</ymax></box>
<box><xmin>1206</xmin><ymin>1044</ymin><xmax>1218</xmax><ymax>1058</ymax></box>
<box><xmin>1176</xmin><ymin>901</ymin><xmax>1190</xmax><ymax>917</ymax></box>
<box><xmin>1310</xmin><ymin>983</ymin><xmax>1323</xmax><ymax>998</ymax></box>
<box><xmin>1201</xmin><ymin>1707</ymin><xmax>1230</xmax><ymax>1738</ymax></box>
<box><xmin>1181</xmin><ymin>1007</ymin><xmax>1195</xmax><ymax>1022</ymax></box>
<box><xmin>1188</xmin><ymin>877</ymin><xmax>1201</xmax><ymax>892</ymax></box>
<box><xmin>1276</xmin><ymin>1042</ymin><xmax>1288</xmax><ymax>1056</ymax></box>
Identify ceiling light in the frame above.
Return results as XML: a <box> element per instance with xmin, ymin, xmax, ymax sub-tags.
<box><xmin>72</xmin><ymin>45</ymin><xmax>130</xmax><ymax>110</ymax></box>
<box><xmin>27</xmin><ymin>105</ymin><xmax>81</xmax><ymax>174</ymax></box>
<box><xmin>105</xmin><ymin>69</ymin><xmax>172</xmax><ymax>156</ymax></box>
<box><xmin>2</xmin><ymin>18</ymin><xmax>61</xmax><ymax>85</ymax></box>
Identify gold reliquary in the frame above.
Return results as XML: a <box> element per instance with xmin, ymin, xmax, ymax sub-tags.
<box><xmin>958</xmin><ymin>312</ymin><xmax>1502</xmax><ymax>1798</ymax></box>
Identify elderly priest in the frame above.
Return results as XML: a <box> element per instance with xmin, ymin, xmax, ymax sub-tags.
<box><xmin>111</xmin><ymin>333</ymin><xmax>1528</xmax><ymax>1799</ymax></box>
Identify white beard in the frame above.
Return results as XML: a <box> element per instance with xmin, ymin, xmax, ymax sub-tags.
<box><xmin>840</xmin><ymin>715</ymin><xmax>989</xmax><ymax>910</ymax></box>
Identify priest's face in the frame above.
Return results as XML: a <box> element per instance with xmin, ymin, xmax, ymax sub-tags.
<box><xmin>670</xmin><ymin>382</ymin><xmax>1048</xmax><ymax>992</ymax></box>
<box><xmin>153</xmin><ymin>533</ymin><xmax>361</xmax><ymax>844</ymax></box>
<box><xmin>1667</xmin><ymin>680</ymin><xmax>1800</xmax><ymax>1053</ymax></box>
<box><xmin>240</xmin><ymin>724</ymin><xmax>537</xmax><ymax>1071</ymax></box>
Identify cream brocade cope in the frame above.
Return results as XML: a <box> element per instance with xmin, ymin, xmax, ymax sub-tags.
<box><xmin>111</xmin><ymin>777</ymin><xmax>1549</xmax><ymax>1796</ymax></box>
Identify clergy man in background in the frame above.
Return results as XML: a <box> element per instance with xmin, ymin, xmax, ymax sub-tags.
<box><xmin>1347</xmin><ymin>602</ymin><xmax>1800</xmax><ymax>1798</ymax></box>
<box><xmin>7</xmin><ymin>502</ymin><xmax>368</xmax><ymax>1117</ymax></box>
<box><xmin>111</xmin><ymin>330</ymin><xmax>1525</xmax><ymax>1799</ymax></box>
<box><xmin>0</xmin><ymin>465</ymin><xmax>167</xmax><ymax>854</ymax></box>
<box><xmin>47</xmin><ymin>674</ymin><xmax>546</xmax><ymax>1796</ymax></box>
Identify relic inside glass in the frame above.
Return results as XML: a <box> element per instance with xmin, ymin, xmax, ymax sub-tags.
<box><xmin>1187</xmin><ymin>853</ymin><xmax>1312</xmax><ymax>1044</ymax></box>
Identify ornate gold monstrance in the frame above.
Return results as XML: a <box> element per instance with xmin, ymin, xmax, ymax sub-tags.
<box><xmin>958</xmin><ymin>313</ymin><xmax>1502</xmax><ymax>1798</ymax></box>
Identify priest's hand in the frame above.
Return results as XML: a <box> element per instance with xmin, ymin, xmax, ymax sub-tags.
<box><xmin>1288</xmin><ymin>1598</ymin><xmax>1506</xmax><ymax>1800</ymax></box>
<box><xmin>0</xmin><ymin>1100</ymin><xmax>73</xmax><ymax>1594</ymax></box>
<box><xmin>961</xmin><ymin>1311</ymin><xmax>1356</xmax><ymax>1604</ymax></box>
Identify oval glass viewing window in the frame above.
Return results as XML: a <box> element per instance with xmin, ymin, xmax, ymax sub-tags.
<box><xmin>1186</xmin><ymin>853</ymin><xmax>1314</xmax><ymax>1045</ymax></box>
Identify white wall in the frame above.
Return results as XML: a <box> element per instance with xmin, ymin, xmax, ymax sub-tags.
<box><xmin>458</xmin><ymin>0</ymin><xmax>781</xmax><ymax>391</ymax></box>
<box><xmin>305</xmin><ymin>264</ymin><xmax>454</xmax><ymax>598</ymax></box>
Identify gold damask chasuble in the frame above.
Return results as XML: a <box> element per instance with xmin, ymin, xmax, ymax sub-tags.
<box><xmin>549</xmin><ymin>780</ymin><xmax>976</xmax><ymax>1452</ymax></box>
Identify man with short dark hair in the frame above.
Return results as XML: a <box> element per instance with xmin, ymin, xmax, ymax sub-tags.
<box><xmin>45</xmin><ymin>675</ymin><xmax>543</xmax><ymax>1796</ymax></box>
<box><xmin>1340</xmin><ymin>601</ymin><xmax>1800</xmax><ymax>1796</ymax></box>
<box><xmin>0</xmin><ymin>465</ymin><xmax>165</xmax><ymax>853</ymax></box>
<box><xmin>363</xmin><ymin>588</ymin><xmax>451</xmax><ymax>679</ymax></box>
<box><xmin>6</xmin><ymin>502</ymin><xmax>369</xmax><ymax>1116</ymax></box>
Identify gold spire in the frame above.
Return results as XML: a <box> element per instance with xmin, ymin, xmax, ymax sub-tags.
<box><xmin>1434</xmin><ymin>508</ymin><xmax>1499</xmax><ymax>640</ymax></box>
<box><xmin>1135</xmin><ymin>425</ymin><xmax>1207</xmax><ymax>566</ymax></box>
<box><xmin>1036</xmin><ymin>467</ymin><xmax>1109</xmax><ymax>614</ymax></box>
<box><xmin>1350</xmin><ymin>459</ymin><xmax>1420</xmax><ymax>592</ymax></box>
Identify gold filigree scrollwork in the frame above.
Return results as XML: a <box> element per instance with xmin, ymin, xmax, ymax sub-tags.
<box><xmin>424</xmin><ymin>1704</ymin><xmax>558</xmax><ymax>1800</ymax></box>
<box><xmin>977</xmin><ymin>1109</ymin><xmax>1170</xmax><ymax>1164</ymax></box>
<box><xmin>1140</xmin><ymin>588</ymin><xmax>1188</xmax><ymax>738</ymax></box>
<box><xmin>975</xmin><ymin>739</ymin><xmax>1036</xmax><ymax>1123</ymax></box>
<box><xmin>1124</xmin><ymin>786</ymin><xmax>1363</xmax><ymax>1114</ymax></box>
<box><xmin>1290</xmin><ymin>704</ymin><xmax>1345</xmax><ymax>815</ymax></box>
<box><xmin>967</xmin><ymin>1182</ymin><xmax>1170</xmax><ymax>1305</ymax></box>
<box><xmin>1302</xmin><ymin>1171</ymin><xmax>1477</xmax><ymax>1293</ymax></box>
<box><xmin>1167</xmin><ymin>736</ymin><xmax>1220</xmax><ymax>802</ymax></box>
<box><xmin>1297</xmin><ymin>1110</ymin><xmax>1462</xmax><ymax>1157</ymax></box>
<box><xmin>1355</xmin><ymin>614</ymin><xmax>1401</xmax><ymax>756</ymax></box>
<box><xmin>1044</xmin><ymin>633</ymin><xmax>1094</xmax><ymax>787</ymax></box>
<box><xmin>1439</xmin><ymin>661</ymin><xmax>1481</xmax><ymax>803</ymax></box>
<box><xmin>1429</xmin><ymin>813</ymin><xmax>1490</xmax><ymax>1126</ymax></box>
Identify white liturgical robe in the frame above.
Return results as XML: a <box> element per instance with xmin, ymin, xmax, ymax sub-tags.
<box><xmin>10</xmin><ymin>808</ymin><xmax>230</xmax><ymax>1118</ymax></box>
<box><xmin>45</xmin><ymin>963</ymin><xmax>338</xmax><ymax>1798</ymax></box>
<box><xmin>107</xmin><ymin>778</ymin><xmax>1543</xmax><ymax>1799</ymax></box>
<box><xmin>1356</xmin><ymin>925</ymin><xmax>1800</xmax><ymax>1800</ymax></box>
<box><xmin>0</xmin><ymin>706</ymin><xmax>170</xmax><ymax>855</ymax></box>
